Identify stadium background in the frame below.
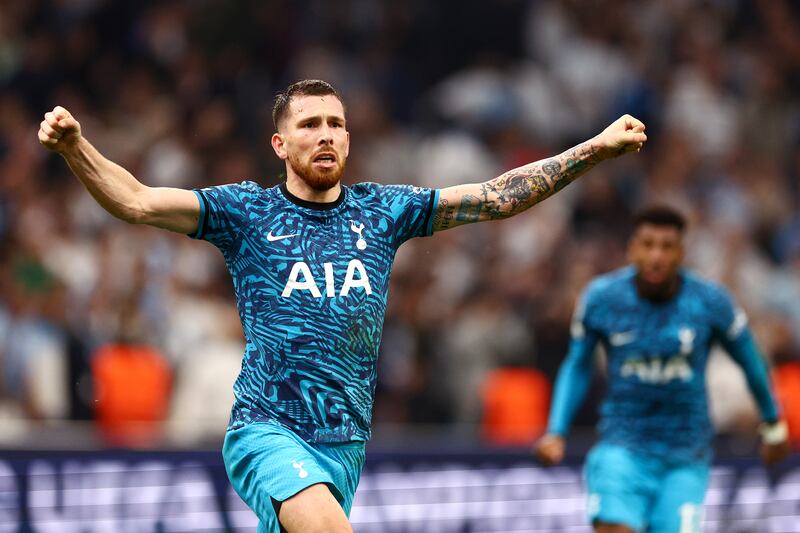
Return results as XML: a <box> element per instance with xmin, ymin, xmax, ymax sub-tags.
<box><xmin>1</xmin><ymin>0</ymin><xmax>800</xmax><ymax>530</ymax></box>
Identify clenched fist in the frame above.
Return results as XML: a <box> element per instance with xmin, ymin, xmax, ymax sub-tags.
<box><xmin>593</xmin><ymin>114</ymin><xmax>647</xmax><ymax>160</ymax></box>
<box><xmin>38</xmin><ymin>106</ymin><xmax>81</xmax><ymax>153</ymax></box>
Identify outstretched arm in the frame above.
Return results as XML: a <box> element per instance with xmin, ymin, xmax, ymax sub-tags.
<box><xmin>431</xmin><ymin>115</ymin><xmax>646</xmax><ymax>232</ymax></box>
<box><xmin>38</xmin><ymin>106</ymin><xmax>199</xmax><ymax>234</ymax></box>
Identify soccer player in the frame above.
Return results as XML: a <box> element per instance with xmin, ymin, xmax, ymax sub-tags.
<box><xmin>534</xmin><ymin>206</ymin><xmax>791</xmax><ymax>533</ymax></box>
<box><xmin>39</xmin><ymin>79</ymin><xmax>646</xmax><ymax>533</ymax></box>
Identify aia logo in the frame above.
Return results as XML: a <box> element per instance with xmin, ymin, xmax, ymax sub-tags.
<box><xmin>281</xmin><ymin>259</ymin><xmax>373</xmax><ymax>298</ymax></box>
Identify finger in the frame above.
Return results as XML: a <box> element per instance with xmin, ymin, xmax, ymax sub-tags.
<box><xmin>53</xmin><ymin>106</ymin><xmax>71</xmax><ymax>121</ymax></box>
<box><xmin>624</xmin><ymin>115</ymin><xmax>645</xmax><ymax>131</ymax></box>
<box><xmin>40</xmin><ymin>120</ymin><xmax>61</xmax><ymax>139</ymax></box>
<box><xmin>38</xmin><ymin>129</ymin><xmax>59</xmax><ymax>146</ymax></box>
<box><xmin>58</xmin><ymin>116</ymin><xmax>79</xmax><ymax>132</ymax></box>
<box><xmin>45</xmin><ymin>112</ymin><xmax>64</xmax><ymax>133</ymax></box>
<box><xmin>625</xmin><ymin>132</ymin><xmax>647</xmax><ymax>144</ymax></box>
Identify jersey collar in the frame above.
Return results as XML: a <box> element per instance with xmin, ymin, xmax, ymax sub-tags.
<box><xmin>279</xmin><ymin>182</ymin><xmax>345</xmax><ymax>211</ymax></box>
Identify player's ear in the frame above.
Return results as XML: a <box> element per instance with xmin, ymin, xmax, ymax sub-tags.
<box><xmin>271</xmin><ymin>132</ymin><xmax>288</xmax><ymax>160</ymax></box>
<box><xmin>344</xmin><ymin>130</ymin><xmax>350</xmax><ymax>158</ymax></box>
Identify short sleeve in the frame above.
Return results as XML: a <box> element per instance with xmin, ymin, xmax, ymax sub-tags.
<box><xmin>380</xmin><ymin>184</ymin><xmax>438</xmax><ymax>244</ymax></box>
<box><xmin>188</xmin><ymin>181</ymin><xmax>261</xmax><ymax>251</ymax></box>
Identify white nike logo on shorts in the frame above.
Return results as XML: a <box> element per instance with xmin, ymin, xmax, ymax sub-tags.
<box><xmin>267</xmin><ymin>231</ymin><xmax>298</xmax><ymax>242</ymax></box>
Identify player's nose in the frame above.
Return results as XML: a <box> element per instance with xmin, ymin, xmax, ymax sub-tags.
<box><xmin>318</xmin><ymin>124</ymin><xmax>334</xmax><ymax>145</ymax></box>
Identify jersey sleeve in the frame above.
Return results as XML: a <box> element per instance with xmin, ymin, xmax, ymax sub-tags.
<box><xmin>547</xmin><ymin>283</ymin><xmax>602</xmax><ymax>436</ymax></box>
<box><xmin>709</xmin><ymin>285</ymin><xmax>781</xmax><ymax>423</ymax></box>
<box><xmin>380</xmin><ymin>184</ymin><xmax>439</xmax><ymax>245</ymax></box>
<box><xmin>188</xmin><ymin>181</ymin><xmax>261</xmax><ymax>251</ymax></box>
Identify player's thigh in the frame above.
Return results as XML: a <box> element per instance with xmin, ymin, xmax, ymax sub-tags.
<box><xmin>223</xmin><ymin>423</ymin><xmax>341</xmax><ymax>529</ymax></box>
<box><xmin>648</xmin><ymin>462</ymin><xmax>709</xmax><ymax>533</ymax></box>
<box><xmin>278</xmin><ymin>482</ymin><xmax>353</xmax><ymax>533</ymax></box>
<box><xmin>584</xmin><ymin>443</ymin><xmax>654</xmax><ymax>533</ymax></box>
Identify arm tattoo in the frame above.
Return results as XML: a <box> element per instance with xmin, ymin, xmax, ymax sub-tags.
<box><xmin>494</xmin><ymin>141</ymin><xmax>600</xmax><ymax>218</ymax></box>
<box><xmin>433</xmin><ymin>197</ymin><xmax>458</xmax><ymax>230</ymax></box>
<box><xmin>432</xmin><ymin>140</ymin><xmax>604</xmax><ymax>230</ymax></box>
<box><xmin>455</xmin><ymin>194</ymin><xmax>481</xmax><ymax>222</ymax></box>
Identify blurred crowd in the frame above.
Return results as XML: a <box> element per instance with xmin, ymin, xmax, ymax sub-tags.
<box><xmin>2</xmin><ymin>0</ymin><xmax>800</xmax><ymax>448</ymax></box>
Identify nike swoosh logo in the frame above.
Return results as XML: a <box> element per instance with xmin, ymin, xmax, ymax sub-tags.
<box><xmin>609</xmin><ymin>331</ymin><xmax>637</xmax><ymax>347</ymax></box>
<box><xmin>266</xmin><ymin>231</ymin><xmax>298</xmax><ymax>242</ymax></box>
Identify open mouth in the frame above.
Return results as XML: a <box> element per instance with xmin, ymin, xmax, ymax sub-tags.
<box><xmin>313</xmin><ymin>152</ymin><xmax>337</xmax><ymax>166</ymax></box>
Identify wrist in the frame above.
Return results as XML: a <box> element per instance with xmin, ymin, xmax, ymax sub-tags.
<box><xmin>58</xmin><ymin>134</ymin><xmax>85</xmax><ymax>157</ymax></box>
<box><xmin>759</xmin><ymin>420</ymin><xmax>788</xmax><ymax>445</ymax></box>
<box><xmin>588</xmin><ymin>136</ymin><xmax>613</xmax><ymax>162</ymax></box>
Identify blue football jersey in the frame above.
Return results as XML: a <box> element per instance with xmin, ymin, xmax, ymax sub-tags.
<box><xmin>190</xmin><ymin>181</ymin><xmax>438</xmax><ymax>443</ymax></box>
<box><xmin>549</xmin><ymin>266</ymin><xmax>779</xmax><ymax>462</ymax></box>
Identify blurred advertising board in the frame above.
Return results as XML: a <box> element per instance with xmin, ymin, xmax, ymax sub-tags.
<box><xmin>0</xmin><ymin>450</ymin><xmax>796</xmax><ymax>532</ymax></box>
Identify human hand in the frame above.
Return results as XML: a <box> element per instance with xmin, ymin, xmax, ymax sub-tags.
<box><xmin>38</xmin><ymin>106</ymin><xmax>82</xmax><ymax>154</ymax></box>
<box><xmin>761</xmin><ymin>440</ymin><xmax>791</xmax><ymax>465</ymax></box>
<box><xmin>760</xmin><ymin>420</ymin><xmax>791</xmax><ymax>465</ymax></box>
<box><xmin>534</xmin><ymin>433</ymin><xmax>566</xmax><ymax>466</ymax></box>
<box><xmin>593</xmin><ymin>114</ymin><xmax>647</xmax><ymax>160</ymax></box>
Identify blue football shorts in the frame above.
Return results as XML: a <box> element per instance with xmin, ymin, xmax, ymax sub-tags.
<box><xmin>584</xmin><ymin>442</ymin><xmax>709</xmax><ymax>533</ymax></box>
<box><xmin>223</xmin><ymin>421</ymin><xmax>366</xmax><ymax>533</ymax></box>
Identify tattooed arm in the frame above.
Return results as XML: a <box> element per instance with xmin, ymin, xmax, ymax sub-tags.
<box><xmin>431</xmin><ymin>115</ymin><xmax>647</xmax><ymax>232</ymax></box>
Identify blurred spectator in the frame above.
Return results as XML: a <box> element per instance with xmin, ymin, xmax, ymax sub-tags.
<box><xmin>91</xmin><ymin>291</ymin><xmax>172</xmax><ymax>447</ymax></box>
<box><xmin>166</xmin><ymin>286</ymin><xmax>244</xmax><ymax>444</ymax></box>
<box><xmin>0</xmin><ymin>239</ymin><xmax>68</xmax><ymax>422</ymax></box>
<box><xmin>481</xmin><ymin>367</ymin><xmax>551</xmax><ymax>446</ymax></box>
<box><xmin>1</xmin><ymin>0</ymin><xmax>800</xmax><ymax>447</ymax></box>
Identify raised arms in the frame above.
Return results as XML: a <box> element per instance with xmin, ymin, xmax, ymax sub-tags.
<box><xmin>38</xmin><ymin>106</ymin><xmax>200</xmax><ymax>234</ymax></box>
<box><xmin>431</xmin><ymin>115</ymin><xmax>647</xmax><ymax>232</ymax></box>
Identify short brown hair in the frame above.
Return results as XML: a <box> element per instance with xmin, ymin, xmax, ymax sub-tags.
<box><xmin>272</xmin><ymin>79</ymin><xmax>344</xmax><ymax>130</ymax></box>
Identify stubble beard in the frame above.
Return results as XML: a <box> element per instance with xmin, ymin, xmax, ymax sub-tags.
<box><xmin>288</xmin><ymin>151</ymin><xmax>346</xmax><ymax>192</ymax></box>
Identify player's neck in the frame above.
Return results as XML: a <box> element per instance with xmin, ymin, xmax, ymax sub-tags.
<box><xmin>635</xmin><ymin>274</ymin><xmax>681</xmax><ymax>302</ymax></box>
<box><xmin>285</xmin><ymin>173</ymin><xmax>342</xmax><ymax>203</ymax></box>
